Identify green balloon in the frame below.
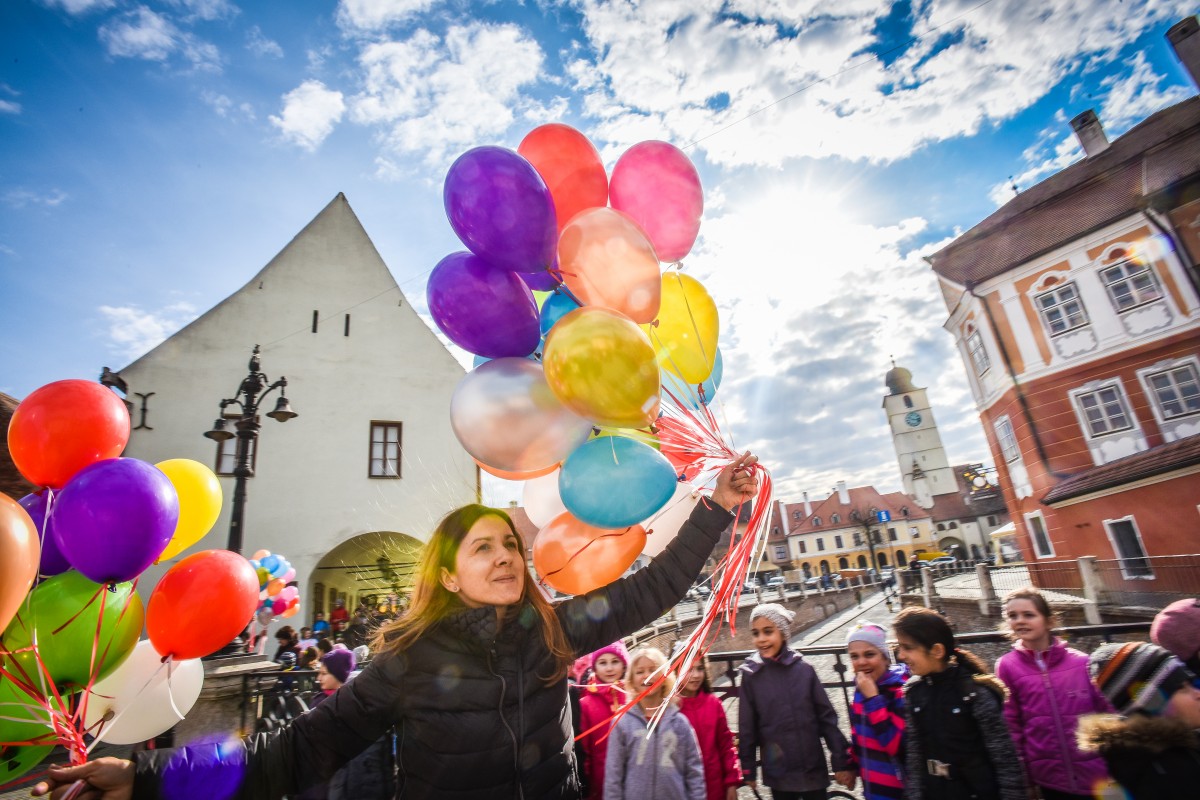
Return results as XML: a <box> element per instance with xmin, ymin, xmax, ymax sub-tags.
<box><xmin>0</xmin><ymin>678</ymin><xmax>56</xmax><ymax>748</ymax></box>
<box><xmin>1</xmin><ymin>571</ymin><xmax>144</xmax><ymax>689</ymax></box>
<box><xmin>0</xmin><ymin>743</ymin><xmax>54</xmax><ymax>784</ymax></box>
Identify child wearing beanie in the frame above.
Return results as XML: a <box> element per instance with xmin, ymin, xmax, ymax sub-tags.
<box><xmin>1078</xmin><ymin>641</ymin><xmax>1200</xmax><ymax>798</ymax></box>
<box><xmin>1152</xmin><ymin>598</ymin><xmax>1200</xmax><ymax>680</ymax></box>
<box><xmin>578</xmin><ymin>640</ymin><xmax>630</xmax><ymax>800</ymax></box>
<box><xmin>841</xmin><ymin>622</ymin><xmax>908</xmax><ymax>800</ymax></box>
<box><xmin>738</xmin><ymin>604</ymin><xmax>852</xmax><ymax>799</ymax></box>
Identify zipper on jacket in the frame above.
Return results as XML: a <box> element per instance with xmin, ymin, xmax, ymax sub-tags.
<box><xmin>1039</xmin><ymin>660</ymin><xmax>1079</xmax><ymax>790</ymax></box>
<box><xmin>487</xmin><ymin>645</ymin><xmax>524</xmax><ymax>800</ymax></box>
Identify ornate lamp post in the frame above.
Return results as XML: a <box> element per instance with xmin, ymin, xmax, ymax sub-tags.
<box><xmin>204</xmin><ymin>345</ymin><xmax>297</xmax><ymax>555</ymax></box>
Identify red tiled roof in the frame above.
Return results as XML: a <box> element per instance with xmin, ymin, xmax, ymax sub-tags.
<box><xmin>929</xmin><ymin>97</ymin><xmax>1200</xmax><ymax>287</ymax></box>
<box><xmin>1042</xmin><ymin>435</ymin><xmax>1200</xmax><ymax>504</ymax></box>
<box><xmin>928</xmin><ymin>465</ymin><xmax>1009</xmax><ymax>522</ymax></box>
<box><xmin>503</xmin><ymin>505</ymin><xmax>540</xmax><ymax>547</ymax></box>
<box><xmin>786</xmin><ymin>486</ymin><xmax>926</xmax><ymax>534</ymax></box>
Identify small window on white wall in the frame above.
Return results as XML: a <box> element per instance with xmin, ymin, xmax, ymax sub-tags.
<box><xmin>1100</xmin><ymin>260</ymin><xmax>1162</xmax><ymax>312</ymax></box>
<box><xmin>994</xmin><ymin>416</ymin><xmax>1019</xmax><ymax>462</ymax></box>
<box><xmin>1074</xmin><ymin>385</ymin><xmax>1133</xmax><ymax>437</ymax></box>
<box><xmin>1024</xmin><ymin>512</ymin><xmax>1055</xmax><ymax>558</ymax></box>
<box><xmin>1104</xmin><ymin>516</ymin><xmax>1153</xmax><ymax>579</ymax></box>
<box><xmin>1035</xmin><ymin>283</ymin><xmax>1089</xmax><ymax>336</ymax></box>
<box><xmin>966</xmin><ymin>327</ymin><xmax>991</xmax><ymax>375</ymax></box>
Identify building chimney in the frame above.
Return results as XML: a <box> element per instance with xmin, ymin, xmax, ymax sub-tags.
<box><xmin>836</xmin><ymin>480</ymin><xmax>850</xmax><ymax>505</ymax></box>
<box><xmin>777</xmin><ymin>499</ymin><xmax>788</xmax><ymax>529</ymax></box>
<box><xmin>802</xmin><ymin>491</ymin><xmax>812</xmax><ymax>516</ymax></box>
<box><xmin>1071</xmin><ymin>110</ymin><xmax>1110</xmax><ymax>157</ymax></box>
<box><xmin>1168</xmin><ymin>16</ymin><xmax>1200</xmax><ymax>89</ymax></box>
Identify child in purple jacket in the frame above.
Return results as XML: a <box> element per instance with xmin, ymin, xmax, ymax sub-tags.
<box><xmin>994</xmin><ymin>588</ymin><xmax>1113</xmax><ymax>800</ymax></box>
<box><xmin>841</xmin><ymin>622</ymin><xmax>908</xmax><ymax>800</ymax></box>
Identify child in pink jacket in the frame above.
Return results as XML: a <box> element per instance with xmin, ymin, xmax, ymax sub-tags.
<box><xmin>677</xmin><ymin>656</ymin><xmax>741</xmax><ymax>800</ymax></box>
<box><xmin>994</xmin><ymin>588</ymin><xmax>1113</xmax><ymax>800</ymax></box>
<box><xmin>578</xmin><ymin>641</ymin><xmax>629</xmax><ymax>800</ymax></box>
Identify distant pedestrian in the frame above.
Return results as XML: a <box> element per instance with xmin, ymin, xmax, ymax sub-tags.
<box><xmin>1078</xmin><ymin>641</ymin><xmax>1200</xmax><ymax>799</ymax></box>
<box><xmin>312</xmin><ymin>611</ymin><xmax>331</xmax><ymax>639</ymax></box>
<box><xmin>994</xmin><ymin>588</ymin><xmax>1112</xmax><ymax>799</ymax></box>
<box><xmin>893</xmin><ymin>606</ymin><xmax>1025</xmax><ymax>800</ymax></box>
<box><xmin>677</xmin><ymin>655</ymin><xmax>741</xmax><ymax>800</ymax></box>
<box><xmin>603</xmin><ymin>647</ymin><xmax>705</xmax><ymax>800</ymax></box>
<box><xmin>841</xmin><ymin>621</ymin><xmax>908</xmax><ymax>800</ymax></box>
<box><xmin>739</xmin><ymin>603</ymin><xmax>852</xmax><ymax>799</ymax></box>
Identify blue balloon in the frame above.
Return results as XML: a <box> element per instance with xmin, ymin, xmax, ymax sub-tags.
<box><xmin>539</xmin><ymin>291</ymin><xmax>580</xmax><ymax>337</ymax></box>
<box><xmin>260</xmin><ymin>554</ymin><xmax>281</xmax><ymax>573</ymax></box>
<box><xmin>559</xmin><ymin>437</ymin><xmax>677</xmax><ymax>529</ymax></box>
<box><xmin>661</xmin><ymin>348</ymin><xmax>723</xmax><ymax>408</ymax></box>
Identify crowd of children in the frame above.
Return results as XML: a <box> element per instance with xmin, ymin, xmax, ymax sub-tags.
<box><xmin>567</xmin><ymin>590</ymin><xmax>1200</xmax><ymax>800</ymax></box>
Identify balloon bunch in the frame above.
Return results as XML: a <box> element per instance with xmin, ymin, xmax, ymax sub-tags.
<box><xmin>0</xmin><ymin>380</ymin><xmax>260</xmax><ymax>786</ymax></box>
<box><xmin>430</xmin><ymin>124</ymin><xmax>774</xmax><ymax>731</ymax></box>
<box><xmin>250</xmin><ymin>550</ymin><xmax>300</xmax><ymax>624</ymax></box>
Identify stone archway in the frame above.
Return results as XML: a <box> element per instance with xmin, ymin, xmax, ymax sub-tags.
<box><xmin>308</xmin><ymin>531</ymin><xmax>424</xmax><ymax>630</ymax></box>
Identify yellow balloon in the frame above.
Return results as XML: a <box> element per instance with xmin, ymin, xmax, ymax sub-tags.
<box><xmin>154</xmin><ymin>459</ymin><xmax>223</xmax><ymax>562</ymax></box>
<box><xmin>642</xmin><ymin>272</ymin><xmax>719</xmax><ymax>384</ymax></box>
<box><xmin>543</xmin><ymin>307</ymin><xmax>661</xmax><ymax>428</ymax></box>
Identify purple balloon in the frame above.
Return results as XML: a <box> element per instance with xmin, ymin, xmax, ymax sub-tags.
<box><xmin>444</xmin><ymin>146</ymin><xmax>557</xmax><ymax>274</ymax></box>
<box><xmin>49</xmin><ymin>458</ymin><xmax>179</xmax><ymax>584</ymax></box>
<box><xmin>18</xmin><ymin>492</ymin><xmax>72</xmax><ymax>577</ymax></box>
<box><xmin>519</xmin><ymin>257</ymin><xmax>563</xmax><ymax>291</ymax></box>
<box><xmin>427</xmin><ymin>251</ymin><xmax>542</xmax><ymax>358</ymax></box>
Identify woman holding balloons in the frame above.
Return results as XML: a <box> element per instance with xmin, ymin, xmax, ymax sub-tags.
<box><xmin>32</xmin><ymin>453</ymin><xmax>758</xmax><ymax>800</ymax></box>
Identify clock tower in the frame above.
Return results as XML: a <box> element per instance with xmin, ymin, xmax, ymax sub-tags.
<box><xmin>882</xmin><ymin>363</ymin><xmax>956</xmax><ymax>507</ymax></box>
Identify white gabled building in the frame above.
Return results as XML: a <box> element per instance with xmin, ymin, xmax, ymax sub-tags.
<box><xmin>104</xmin><ymin>193</ymin><xmax>478</xmax><ymax>624</ymax></box>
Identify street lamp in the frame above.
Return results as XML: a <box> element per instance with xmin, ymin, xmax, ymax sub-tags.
<box><xmin>204</xmin><ymin>345</ymin><xmax>297</xmax><ymax>555</ymax></box>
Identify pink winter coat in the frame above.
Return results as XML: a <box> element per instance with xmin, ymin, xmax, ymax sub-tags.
<box><xmin>679</xmin><ymin>692</ymin><xmax>741</xmax><ymax>800</ymax></box>
<box><xmin>579</xmin><ymin>682</ymin><xmax>626</xmax><ymax>800</ymax></box>
<box><xmin>995</xmin><ymin>638</ymin><xmax>1114</xmax><ymax>795</ymax></box>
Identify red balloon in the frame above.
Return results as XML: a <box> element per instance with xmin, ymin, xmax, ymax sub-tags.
<box><xmin>147</xmin><ymin>550</ymin><xmax>259</xmax><ymax>660</ymax></box>
<box><xmin>518</xmin><ymin>124</ymin><xmax>609</xmax><ymax>235</ymax></box>
<box><xmin>532</xmin><ymin>511</ymin><xmax>646</xmax><ymax>596</ymax></box>
<box><xmin>8</xmin><ymin>380</ymin><xmax>130</xmax><ymax>489</ymax></box>
<box><xmin>655</xmin><ymin>417</ymin><xmax>706</xmax><ymax>476</ymax></box>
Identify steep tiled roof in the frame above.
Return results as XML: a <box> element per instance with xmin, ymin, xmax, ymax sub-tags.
<box><xmin>928</xmin><ymin>465</ymin><xmax>1009</xmax><ymax>522</ymax></box>
<box><xmin>503</xmin><ymin>505</ymin><xmax>540</xmax><ymax>548</ymax></box>
<box><xmin>1042</xmin><ymin>435</ymin><xmax>1200</xmax><ymax>504</ymax></box>
<box><xmin>786</xmin><ymin>486</ymin><xmax>926</xmax><ymax>534</ymax></box>
<box><xmin>1</xmin><ymin>392</ymin><xmax>35</xmax><ymax>501</ymax></box>
<box><xmin>929</xmin><ymin>97</ymin><xmax>1200</xmax><ymax>286</ymax></box>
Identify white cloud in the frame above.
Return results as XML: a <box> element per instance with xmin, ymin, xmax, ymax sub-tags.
<box><xmin>0</xmin><ymin>99</ymin><xmax>19</xmax><ymax>115</ymax></box>
<box><xmin>246</xmin><ymin>25</ymin><xmax>284</xmax><ymax>58</ymax></box>
<box><xmin>163</xmin><ymin>0</ymin><xmax>239</xmax><ymax>22</ymax></box>
<box><xmin>98</xmin><ymin>302</ymin><xmax>199</xmax><ymax>361</ymax></box>
<box><xmin>3</xmin><ymin>188</ymin><xmax>68</xmax><ymax>208</ymax></box>
<box><xmin>349</xmin><ymin>22</ymin><xmax>547</xmax><ymax>168</ymax></box>
<box><xmin>38</xmin><ymin>0</ymin><xmax>115</xmax><ymax>14</ymax></box>
<box><xmin>99</xmin><ymin>7</ymin><xmax>179</xmax><ymax>61</ymax></box>
<box><xmin>567</xmin><ymin>0</ymin><xmax>1197</xmax><ymax>168</ymax></box>
<box><xmin>270</xmin><ymin>80</ymin><xmax>346</xmax><ymax>151</ymax></box>
<box><xmin>337</xmin><ymin>0</ymin><xmax>437</xmax><ymax>32</ymax></box>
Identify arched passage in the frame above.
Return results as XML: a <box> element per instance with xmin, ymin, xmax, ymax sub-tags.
<box><xmin>308</xmin><ymin>530</ymin><xmax>424</xmax><ymax>630</ymax></box>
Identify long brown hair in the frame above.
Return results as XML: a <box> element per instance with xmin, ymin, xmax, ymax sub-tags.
<box><xmin>892</xmin><ymin>606</ymin><xmax>988</xmax><ymax>675</ymax></box>
<box><xmin>371</xmin><ymin>504</ymin><xmax>573</xmax><ymax>684</ymax></box>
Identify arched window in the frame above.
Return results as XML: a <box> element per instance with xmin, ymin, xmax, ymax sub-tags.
<box><xmin>937</xmin><ymin>523</ymin><xmax>946</xmax><ymax>531</ymax></box>
<box><xmin>802</xmin><ymin>562</ymin><xmax>811</xmax><ymax>575</ymax></box>
<box><xmin>812</xmin><ymin>517</ymin><xmax>822</xmax><ymax>526</ymax></box>
<box><xmin>857</xmin><ymin>555</ymin><xmax>868</xmax><ymax>568</ymax></box>
<box><xmin>904</xmin><ymin>395</ymin><xmax>913</xmax><ymax>409</ymax></box>
<box><xmin>793</xmin><ymin>511</ymin><xmax>802</xmax><ymax>520</ymax></box>
<box><xmin>771</xmin><ymin>527</ymin><xmax>780</xmax><ymax>535</ymax></box>
<box><xmin>948</xmin><ymin>522</ymin><xmax>959</xmax><ymax>529</ymax></box>
<box><xmin>877</xmin><ymin>553</ymin><xmax>889</xmax><ymax>567</ymax></box>
<box><xmin>838</xmin><ymin>557</ymin><xmax>849</xmax><ymax>569</ymax></box>
<box><xmin>831</xmin><ymin>513</ymin><xmax>841</xmax><ymax>524</ymax></box>
<box><xmin>850</xmin><ymin>510</ymin><xmax>860</xmax><ymax>521</ymax></box>
<box><xmin>820</xmin><ymin>560</ymin><xmax>830</xmax><ymax>575</ymax></box>
<box><xmin>896</xmin><ymin>550</ymin><xmax>907</xmax><ymax>566</ymax></box>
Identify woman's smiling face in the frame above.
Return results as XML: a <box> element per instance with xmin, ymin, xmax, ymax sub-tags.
<box><xmin>441</xmin><ymin>516</ymin><xmax>525</xmax><ymax>608</ymax></box>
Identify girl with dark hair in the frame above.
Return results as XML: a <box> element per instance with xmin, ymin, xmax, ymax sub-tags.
<box><xmin>994</xmin><ymin>588</ymin><xmax>1112</xmax><ymax>800</ymax></box>
<box><xmin>677</xmin><ymin>656</ymin><xmax>741</xmax><ymax>800</ymax></box>
<box><xmin>272</xmin><ymin>625</ymin><xmax>301</xmax><ymax>665</ymax></box>
<box><xmin>891</xmin><ymin>606</ymin><xmax>1024</xmax><ymax>800</ymax></box>
<box><xmin>32</xmin><ymin>454</ymin><xmax>759</xmax><ymax>800</ymax></box>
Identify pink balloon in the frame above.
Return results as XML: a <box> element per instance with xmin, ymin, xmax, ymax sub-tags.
<box><xmin>450</xmin><ymin>358</ymin><xmax>594</xmax><ymax>474</ymax></box>
<box><xmin>609</xmin><ymin>141</ymin><xmax>703</xmax><ymax>263</ymax></box>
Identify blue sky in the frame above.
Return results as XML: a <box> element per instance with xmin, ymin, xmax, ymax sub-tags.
<box><xmin>2</xmin><ymin>0</ymin><xmax>1197</xmax><ymax>505</ymax></box>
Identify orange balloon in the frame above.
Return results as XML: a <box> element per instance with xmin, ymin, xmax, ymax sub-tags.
<box><xmin>266</xmin><ymin>578</ymin><xmax>285</xmax><ymax>597</ymax></box>
<box><xmin>147</xmin><ymin>550</ymin><xmax>259</xmax><ymax>660</ymax></box>
<box><xmin>474</xmin><ymin>458</ymin><xmax>561</xmax><ymax>481</ymax></box>
<box><xmin>518</xmin><ymin>124</ymin><xmax>609</xmax><ymax>234</ymax></box>
<box><xmin>8</xmin><ymin>380</ymin><xmax>131</xmax><ymax>489</ymax></box>
<box><xmin>558</xmin><ymin>208</ymin><xmax>661</xmax><ymax>323</ymax></box>
<box><xmin>533</xmin><ymin>511</ymin><xmax>646</xmax><ymax>596</ymax></box>
<box><xmin>0</xmin><ymin>495</ymin><xmax>39</xmax><ymax>634</ymax></box>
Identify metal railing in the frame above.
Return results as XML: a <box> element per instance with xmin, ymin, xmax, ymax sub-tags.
<box><xmin>1093</xmin><ymin>554</ymin><xmax>1200</xmax><ymax>606</ymax></box>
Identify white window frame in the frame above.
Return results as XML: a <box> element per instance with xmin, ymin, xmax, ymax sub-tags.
<box><xmin>1103</xmin><ymin>515</ymin><xmax>1155</xmax><ymax>579</ymax></box>
<box><xmin>1100</xmin><ymin>259</ymin><xmax>1163</xmax><ymax>313</ymax></box>
<box><xmin>1023</xmin><ymin>511</ymin><xmax>1055</xmax><ymax>559</ymax></box>
<box><xmin>966</xmin><ymin>327</ymin><xmax>991</xmax><ymax>376</ymax></box>
<box><xmin>994</xmin><ymin>415</ymin><xmax>1020</xmax><ymax>463</ymax></box>
<box><xmin>1070</xmin><ymin>382</ymin><xmax>1135</xmax><ymax>439</ymax></box>
<box><xmin>1141</xmin><ymin>359</ymin><xmax>1200</xmax><ymax>422</ymax></box>
<box><xmin>1035</xmin><ymin>282</ymin><xmax>1089</xmax><ymax>337</ymax></box>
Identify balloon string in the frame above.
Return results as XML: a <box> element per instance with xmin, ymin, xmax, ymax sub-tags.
<box><xmin>85</xmin><ymin>656</ymin><xmax>173</xmax><ymax>755</ymax></box>
<box><xmin>537</xmin><ymin>527</ymin><xmax>639</xmax><ymax>583</ymax></box>
<box><xmin>51</xmin><ymin>584</ymin><xmax>106</xmax><ymax>636</ymax></box>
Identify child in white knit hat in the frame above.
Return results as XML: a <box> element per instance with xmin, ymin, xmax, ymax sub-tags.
<box><xmin>840</xmin><ymin>622</ymin><xmax>908</xmax><ymax>800</ymax></box>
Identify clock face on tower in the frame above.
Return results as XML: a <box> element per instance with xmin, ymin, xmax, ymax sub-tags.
<box><xmin>905</xmin><ymin>411</ymin><xmax>922</xmax><ymax>427</ymax></box>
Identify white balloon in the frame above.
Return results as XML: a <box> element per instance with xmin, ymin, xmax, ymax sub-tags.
<box><xmin>523</xmin><ymin>469</ymin><xmax>568</xmax><ymax>529</ymax></box>
<box><xmin>641</xmin><ymin>482</ymin><xmax>701</xmax><ymax>558</ymax></box>
<box><xmin>83</xmin><ymin>640</ymin><xmax>204</xmax><ymax>745</ymax></box>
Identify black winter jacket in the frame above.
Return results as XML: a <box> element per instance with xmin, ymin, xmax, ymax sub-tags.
<box><xmin>1077</xmin><ymin>712</ymin><xmax>1200</xmax><ymax>799</ymax></box>
<box><xmin>902</xmin><ymin>665</ymin><xmax>1024</xmax><ymax>800</ymax></box>
<box><xmin>131</xmin><ymin>500</ymin><xmax>732</xmax><ymax>800</ymax></box>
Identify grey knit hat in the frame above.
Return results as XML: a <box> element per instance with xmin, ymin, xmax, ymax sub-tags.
<box><xmin>1089</xmin><ymin>641</ymin><xmax>1195</xmax><ymax>716</ymax></box>
<box><xmin>750</xmin><ymin>603</ymin><xmax>795</xmax><ymax>640</ymax></box>
<box><xmin>846</xmin><ymin>621</ymin><xmax>889</xmax><ymax>660</ymax></box>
